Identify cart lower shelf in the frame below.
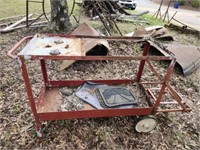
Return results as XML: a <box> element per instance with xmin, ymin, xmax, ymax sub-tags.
<box><xmin>36</xmin><ymin>87</ymin><xmax>153</xmax><ymax>121</ymax></box>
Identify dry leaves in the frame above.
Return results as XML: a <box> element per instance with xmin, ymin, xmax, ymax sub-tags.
<box><xmin>0</xmin><ymin>26</ymin><xmax>200</xmax><ymax>150</ymax></box>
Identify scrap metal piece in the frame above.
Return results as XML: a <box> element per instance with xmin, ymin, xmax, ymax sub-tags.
<box><xmin>149</xmin><ymin>42</ymin><xmax>200</xmax><ymax>76</ymax></box>
<box><xmin>60</xmin><ymin>23</ymin><xmax>110</xmax><ymax>70</ymax></box>
<box><xmin>167</xmin><ymin>11</ymin><xmax>200</xmax><ymax>33</ymax></box>
<box><xmin>166</xmin><ymin>23</ymin><xmax>200</xmax><ymax>38</ymax></box>
<box><xmin>126</xmin><ymin>26</ymin><xmax>173</xmax><ymax>41</ymax></box>
<box><xmin>165</xmin><ymin>44</ymin><xmax>200</xmax><ymax>76</ymax></box>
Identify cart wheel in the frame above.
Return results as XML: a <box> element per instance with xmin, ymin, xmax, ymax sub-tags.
<box><xmin>135</xmin><ymin>116</ymin><xmax>158</xmax><ymax>133</ymax></box>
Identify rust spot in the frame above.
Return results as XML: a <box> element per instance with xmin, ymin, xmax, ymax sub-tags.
<box><xmin>65</xmin><ymin>44</ymin><xmax>69</xmax><ymax>49</ymax></box>
<box><xmin>45</xmin><ymin>44</ymin><xmax>52</xmax><ymax>48</ymax></box>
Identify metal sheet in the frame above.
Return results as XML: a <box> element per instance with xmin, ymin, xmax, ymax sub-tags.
<box><xmin>60</xmin><ymin>23</ymin><xmax>110</xmax><ymax>70</ymax></box>
<box><xmin>71</xmin><ymin>23</ymin><xmax>109</xmax><ymax>55</ymax></box>
<box><xmin>149</xmin><ymin>42</ymin><xmax>200</xmax><ymax>76</ymax></box>
<box><xmin>126</xmin><ymin>26</ymin><xmax>173</xmax><ymax>41</ymax></box>
<box><xmin>19</xmin><ymin>34</ymin><xmax>84</xmax><ymax>56</ymax></box>
<box><xmin>165</xmin><ymin>44</ymin><xmax>200</xmax><ymax>76</ymax></box>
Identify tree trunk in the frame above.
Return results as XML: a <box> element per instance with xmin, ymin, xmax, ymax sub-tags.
<box><xmin>50</xmin><ymin>0</ymin><xmax>72</xmax><ymax>32</ymax></box>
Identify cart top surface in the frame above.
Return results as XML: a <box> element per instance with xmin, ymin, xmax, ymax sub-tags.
<box><xmin>18</xmin><ymin>34</ymin><xmax>84</xmax><ymax>56</ymax></box>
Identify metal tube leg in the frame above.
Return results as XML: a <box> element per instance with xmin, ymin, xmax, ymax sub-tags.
<box><xmin>136</xmin><ymin>42</ymin><xmax>150</xmax><ymax>82</ymax></box>
<box><xmin>40</xmin><ymin>59</ymin><xmax>48</xmax><ymax>86</ymax></box>
<box><xmin>153</xmin><ymin>58</ymin><xmax>176</xmax><ymax>113</ymax></box>
<box><xmin>19</xmin><ymin>56</ymin><xmax>41</xmax><ymax>132</ymax></box>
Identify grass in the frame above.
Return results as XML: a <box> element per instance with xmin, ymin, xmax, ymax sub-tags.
<box><xmin>126</xmin><ymin>9</ymin><xmax>166</xmax><ymax>26</ymax></box>
<box><xmin>141</xmin><ymin>14</ymin><xmax>166</xmax><ymax>26</ymax></box>
<box><xmin>0</xmin><ymin>0</ymin><xmax>50</xmax><ymax>19</ymax></box>
<box><xmin>0</xmin><ymin>0</ymin><xmax>164</xmax><ymax>35</ymax></box>
<box><xmin>0</xmin><ymin>0</ymin><xmax>75</xmax><ymax>19</ymax></box>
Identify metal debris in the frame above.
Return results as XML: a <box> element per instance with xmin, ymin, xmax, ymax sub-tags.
<box><xmin>166</xmin><ymin>23</ymin><xmax>200</xmax><ymax>38</ymax></box>
<box><xmin>167</xmin><ymin>11</ymin><xmax>200</xmax><ymax>33</ymax></box>
<box><xmin>126</xmin><ymin>26</ymin><xmax>173</xmax><ymax>41</ymax></box>
<box><xmin>149</xmin><ymin>41</ymin><xmax>200</xmax><ymax>76</ymax></box>
<box><xmin>60</xmin><ymin>23</ymin><xmax>110</xmax><ymax>70</ymax></box>
<box><xmin>165</xmin><ymin>44</ymin><xmax>200</xmax><ymax>76</ymax></box>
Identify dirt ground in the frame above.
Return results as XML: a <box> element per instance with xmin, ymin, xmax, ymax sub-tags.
<box><xmin>0</xmin><ymin>24</ymin><xmax>200</xmax><ymax>149</ymax></box>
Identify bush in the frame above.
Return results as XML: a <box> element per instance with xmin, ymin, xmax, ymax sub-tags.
<box><xmin>177</xmin><ymin>0</ymin><xmax>186</xmax><ymax>5</ymax></box>
<box><xmin>191</xmin><ymin>0</ymin><xmax>200</xmax><ymax>7</ymax></box>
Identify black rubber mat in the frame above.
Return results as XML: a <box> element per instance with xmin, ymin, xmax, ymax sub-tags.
<box><xmin>95</xmin><ymin>87</ymin><xmax>139</xmax><ymax>108</ymax></box>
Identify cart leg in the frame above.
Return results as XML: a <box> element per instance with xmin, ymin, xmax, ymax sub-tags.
<box><xmin>136</xmin><ymin>42</ymin><xmax>150</xmax><ymax>82</ymax></box>
<box><xmin>153</xmin><ymin>58</ymin><xmax>176</xmax><ymax>113</ymax></box>
<box><xmin>19</xmin><ymin>56</ymin><xmax>42</xmax><ymax>136</ymax></box>
<box><xmin>40</xmin><ymin>59</ymin><xmax>48</xmax><ymax>86</ymax></box>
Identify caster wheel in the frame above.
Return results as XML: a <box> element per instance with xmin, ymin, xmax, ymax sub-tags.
<box><xmin>135</xmin><ymin>115</ymin><xmax>158</xmax><ymax>133</ymax></box>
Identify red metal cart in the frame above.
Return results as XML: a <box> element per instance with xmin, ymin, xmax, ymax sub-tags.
<box><xmin>8</xmin><ymin>34</ymin><xmax>191</xmax><ymax>136</ymax></box>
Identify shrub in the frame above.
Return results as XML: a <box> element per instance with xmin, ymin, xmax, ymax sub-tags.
<box><xmin>191</xmin><ymin>0</ymin><xmax>200</xmax><ymax>7</ymax></box>
<box><xmin>177</xmin><ymin>0</ymin><xmax>186</xmax><ymax>5</ymax></box>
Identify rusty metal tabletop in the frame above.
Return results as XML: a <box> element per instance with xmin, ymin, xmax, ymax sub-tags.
<box><xmin>18</xmin><ymin>34</ymin><xmax>84</xmax><ymax>56</ymax></box>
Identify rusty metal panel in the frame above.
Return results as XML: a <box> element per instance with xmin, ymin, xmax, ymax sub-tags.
<box><xmin>19</xmin><ymin>34</ymin><xmax>84</xmax><ymax>56</ymax></box>
<box><xmin>126</xmin><ymin>26</ymin><xmax>173</xmax><ymax>41</ymax></box>
<box><xmin>60</xmin><ymin>23</ymin><xmax>110</xmax><ymax>70</ymax></box>
<box><xmin>149</xmin><ymin>41</ymin><xmax>200</xmax><ymax>76</ymax></box>
<box><xmin>165</xmin><ymin>44</ymin><xmax>200</xmax><ymax>76</ymax></box>
<box><xmin>71</xmin><ymin>23</ymin><xmax>109</xmax><ymax>56</ymax></box>
<box><xmin>38</xmin><ymin>107</ymin><xmax>154</xmax><ymax>121</ymax></box>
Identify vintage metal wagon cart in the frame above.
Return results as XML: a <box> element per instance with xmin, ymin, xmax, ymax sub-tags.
<box><xmin>8</xmin><ymin>34</ymin><xmax>191</xmax><ymax>136</ymax></box>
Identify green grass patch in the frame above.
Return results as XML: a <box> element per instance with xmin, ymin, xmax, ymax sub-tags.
<box><xmin>141</xmin><ymin>14</ymin><xmax>166</xmax><ymax>26</ymax></box>
<box><xmin>126</xmin><ymin>9</ymin><xmax>165</xmax><ymax>26</ymax></box>
<box><xmin>0</xmin><ymin>0</ymin><xmax>76</xmax><ymax>19</ymax></box>
<box><xmin>0</xmin><ymin>0</ymin><xmax>51</xmax><ymax>19</ymax></box>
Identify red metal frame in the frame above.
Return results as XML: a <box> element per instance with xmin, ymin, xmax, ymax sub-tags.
<box><xmin>8</xmin><ymin>34</ymin><xmax>191</xmax><ymax>132</ymax></box>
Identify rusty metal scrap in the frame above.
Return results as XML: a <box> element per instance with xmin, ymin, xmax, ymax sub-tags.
<box><xmin>126</xmin><ymin>26</ymin><xmax>173</xmax><ymax>41</ymax></box>
<box><xmin>60</xmin><ymin>23</ymin><xmax>110</xmax><ymax>70</ymax></box>
<box><xmin>149</xmin><ymin>42</ymin><xmax>200</xmax><ymax>76</ymax></box>
<box><xmin>18</xmin><ymin>34</ymin><xmax>84</xmax><ymax>57</ymax></box>
<box><xmin>165</xmin><ymin>44</ymin><xmax>200</xmax><ymax>76</ymax></box>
